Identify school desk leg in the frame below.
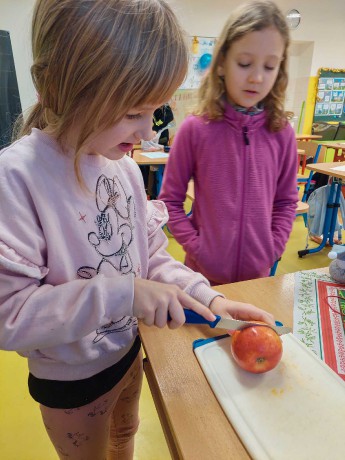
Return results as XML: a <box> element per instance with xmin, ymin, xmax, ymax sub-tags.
<box><xmin>155</xmin><ymin>165</ymin><xmax>165</xmax><ymax>197</ymax></box>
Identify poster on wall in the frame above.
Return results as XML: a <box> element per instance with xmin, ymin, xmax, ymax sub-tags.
<box><xmin>313</xmin><ymin>68</ymin><xmax>345</xmax><ymax>122</ymax></box>
<box><xmin>180</xmin><ymin>36</ymin><xmax>217</xmax><ymax>90</ymax></box>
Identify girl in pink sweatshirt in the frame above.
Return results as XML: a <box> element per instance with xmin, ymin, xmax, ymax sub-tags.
<box><xmin>0</xmin><ymin>1</ymin><xmax>274</xmax><ymax>458</ymax></box>
<box><xmin>160</xmin><ymin>1</ymin><xmax>298</xmax><ymax>285</ymax></box>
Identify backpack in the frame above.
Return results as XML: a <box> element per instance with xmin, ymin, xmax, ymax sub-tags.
<box><xmin>152</xmin><ymin>104</ymin><xmax>174</xmax><ymax>146</ymax></box>
<box><xmin>307</xmin><ymin>184</ymin><xmax>345</xmax><ymax>238</ymax></box>
<box><xmin>304</xmin><ymin>172</ymin><xmax>329</xmax><ymax>201</ymax></box>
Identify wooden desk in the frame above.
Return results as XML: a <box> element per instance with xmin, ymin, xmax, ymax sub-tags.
<box><xmin>318</xmin><ymin>142</ymin><xmax>345</xmax><ymax>150</ymax></box>
<box><xmin>320</xmin><ymin>142</ymin><xmax>345</xmax><ymax>163</ymax></box>
<box><xmin>295</xmin><ymin>134</ymin><xmax>322</xmax><ymax>141</ymax></box>
<box><xmin>131</xmin><ymin>149</ymin><xmax>169</xmax><ymax>166</ymax></box>
<box><xmin>306</xmin><ymin>161</ymin><xmax>345</xmax><ymax>179</ymax></box>
<box><xmin>131</xmin><ymin>150</ymin><xmax>169</xmax><ymax>196</ymax></box>
<box><xmin>139</xmin><ymin>268</ymin><xmax>327</xmax><ymax>460</ymax></box>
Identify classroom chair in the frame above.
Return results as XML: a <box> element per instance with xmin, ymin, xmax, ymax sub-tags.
<box><xmin>297</xmin><ymin>142</ymin><xmax>326</xmax><ymax>204</ymax></box>
<box><xmin>299</xmin><ymin>142</ymin><xmax>345</xmax><ymax>208</ymax></box>
<box><xmin>296</xmin><ymin>142</ymin><xmax>325</xmax><ymax>227</ymax></box>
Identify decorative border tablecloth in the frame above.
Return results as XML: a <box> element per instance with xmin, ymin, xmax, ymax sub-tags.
<box><xmin>294</xmin><ymin>269</ymin><xmax>345</xmax><ymax>380</ymax></box>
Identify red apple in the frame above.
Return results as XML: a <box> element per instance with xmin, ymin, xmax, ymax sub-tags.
<box><xmin>230</xmin><ymin>323</ymin><xmax>283</xmax><ymax>374</ymax></box>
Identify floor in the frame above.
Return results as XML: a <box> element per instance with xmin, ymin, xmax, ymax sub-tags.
<box><xmin>0</xmin><ymin>200</ymin><xmax>332</xmax><ymax>459</ymax></box>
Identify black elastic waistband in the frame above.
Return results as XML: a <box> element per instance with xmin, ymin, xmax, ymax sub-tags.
<box><xmin>28</xmin><ymin>335</ymin><xmax>141</xmax><ymax>409</ymax></box>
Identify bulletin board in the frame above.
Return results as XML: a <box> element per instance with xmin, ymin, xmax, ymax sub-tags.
<box><xmin>179</xmin><ymin>36</ymin><xmax>217</xmax><ymax>90</ymax></box>
<box><xmin>313</xmin><ymin>68</ymin><xmax>345</xmax><ymax>122</ymax></box>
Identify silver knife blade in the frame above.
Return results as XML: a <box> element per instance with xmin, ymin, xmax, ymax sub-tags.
<box><xmin>216</xmin><ymin>317</ymin><xmax>292</xmax><ymax>336</ymax></box>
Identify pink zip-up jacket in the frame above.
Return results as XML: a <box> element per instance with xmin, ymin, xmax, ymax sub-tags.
<box><xmin>0</xmin><ymin>129</ymin><xmax>220</xmax><ymax>381</ymax></box>
<box><xmin>159</xmin><ymin>103</ymin><xmax>298</xmax><ymax>285</ymax></box>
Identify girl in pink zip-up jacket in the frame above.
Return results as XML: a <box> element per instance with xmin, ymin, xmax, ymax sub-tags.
<box><xmin>0</xmin><ymin>1</ymin><xmax>275</xmax><ymax>459</ymax></box>
<box><xmin>160</xmin><ymin>1</ymin><xmax>298</xmax><ymax>286</ymax></box>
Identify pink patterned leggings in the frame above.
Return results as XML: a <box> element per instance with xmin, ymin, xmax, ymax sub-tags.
<box><xmin>39</xmin><ymin>351</ymin><xmax>143</xmax><ymax>460</ymax></box>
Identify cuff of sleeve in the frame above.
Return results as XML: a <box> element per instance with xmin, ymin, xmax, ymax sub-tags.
<box><xmin>101</xmin><ymin>273</ymin><xmax>135</xmax><ymax>320</ymax></box>
<box><xmin>189</xmin><ymin>282</ymin><xmax>225</xmax><ymax>307</ymax></box>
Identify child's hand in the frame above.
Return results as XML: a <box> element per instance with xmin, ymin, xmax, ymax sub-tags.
<box><xmin>133</xmin><ymin>279</ymin><xmax>216</xmax><ymax>329</ymax></box>
<box><xmin>209</xmin><ymin>296</ymin><xmax>275</xmax><ymax>326</ymax></box>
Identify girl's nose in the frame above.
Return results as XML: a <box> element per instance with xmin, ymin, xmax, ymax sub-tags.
<box><xmin>249</xmin><ymin>67</ymin><xmax>263</xmax><ymax>83</ymax></box>
<box><xmin>135</xmin><ymin>117</ymin><xmax>155</xmax><ymax>143</ymax></box>
<box><xmin>142</xmin><ymin>129</ymin><xmax>156</xmax><ymax>142</ymax></box>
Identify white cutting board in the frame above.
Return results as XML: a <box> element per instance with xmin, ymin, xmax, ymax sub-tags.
<box><xmin>194</xmin><ymin>333</ymin><xmax>345</xmax><ymax>460</ymax></box>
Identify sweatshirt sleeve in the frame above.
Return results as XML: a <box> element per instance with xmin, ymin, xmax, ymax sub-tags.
<box><xmin>0</xmin><ymin>242</ymin><xmax>134</xmax><ymax>352</ymax></box>
<box><xmin>271</xmin><ymin>125</ymin><xmax>299</xmax><ymax>258</ymax></box>
<box><xmin>145</xmin><ymin>200</ymin><xmax>223</xmax><ymax>307</ymax></box>
<box><xmin>158</xmin><ymin>117</ymin><xmax>200</xmax><ymax>257</ymax></box>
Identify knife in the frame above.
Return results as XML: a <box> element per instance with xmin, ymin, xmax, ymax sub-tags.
<box><xmin>179</xmin><ymin>309</ymin><xmax>292</xmax><ymax>336</ymax></box>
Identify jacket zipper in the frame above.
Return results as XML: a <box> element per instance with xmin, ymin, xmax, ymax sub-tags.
<box><xmin>243</xmin><ymin>126</ymin><xmax>250</xmax><ymax>145</ymax></box>
<box><xmin>235</xmin><ymin>126</ymin><xmax>250</xmax><ymax>279</ymax></box>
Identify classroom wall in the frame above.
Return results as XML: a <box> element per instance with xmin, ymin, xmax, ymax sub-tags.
<box><xmin>172</xmin><ymin>0</ymin><xmax>345</xmax><ymax>74</ymax></box>
<box><xmin>171</xmin><ymin>0</ymin><xmax>345</xmax><ymax>129</ymax></box>
<box><xmin>1</xmin><ymin>0</ymin><xmax>345</xmax><ymax>118</ymax></box>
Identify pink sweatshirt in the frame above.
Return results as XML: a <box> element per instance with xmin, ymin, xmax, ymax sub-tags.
<box><xmin>0</xmin><ymin>129</ymin><xmax>220</xmax><ymax>380</ymax></box>
<box><xmin>159</xmin><ymin>103</ymin><xmax>298</xmax><ymax>285</ymax></box>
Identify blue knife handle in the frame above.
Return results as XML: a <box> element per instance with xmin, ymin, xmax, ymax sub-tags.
<box><xmin>184</xmin><ymin>309</ymin><xmax>221</xmax><ymax>327</ymax></box>
<box><xmin>168</xmin><ymin>309</ymin><xmax>221</xmax><ymax>327</ymax></box>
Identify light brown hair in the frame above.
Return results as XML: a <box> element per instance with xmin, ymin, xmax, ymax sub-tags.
<box><xmin>20</xmin><ymin>0</ymin><xmax>188</xmax><ymax>183</ymax></box>
<box><xmin>196</xmin><ymin>0</ymin><xmax>291</xmax><ymax>131</ymax></box>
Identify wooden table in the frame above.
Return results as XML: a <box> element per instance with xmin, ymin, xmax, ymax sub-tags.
<box><xmin>131</xmin><ymin>150</ymin><xmax>169</xmax><ymax>196</ymax></box>
<box><xmin>298</xmin><ymin>162</ymin><xmax>345</xmax><ymax>257</ymax></box>
<box><xmin>131</xmin><ymin>149</ymin><xmax>169</xmax><ymax>166</ymax></box>
<box><xmin>139</xmin><ymin>268</ymin><xmax>328</xmax><ymax>459</ymax></box>
<box><xmin>320</xmin><ymin>142</ymin><xmax>345</xmax><ymax>163</ymax></box>
<box><xmin>306</xmin><ymin>160</ymin><xmax>345</xmax><ymax>180</ymax></box>
<box><xmin>295</xmin><ymin>134</ymin><xmax>322</xmax><ymax>141</ymax></box>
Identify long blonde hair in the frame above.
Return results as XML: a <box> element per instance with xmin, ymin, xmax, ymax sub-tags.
<box><xmin>196</xmin><ymin>0</ymin><xmax>291</xmax><ymax>132</ymax></box>
<box><xmin>20</xmin><ymin>0</ymin><xmax>188</xmax><ymax>183</ymax></box>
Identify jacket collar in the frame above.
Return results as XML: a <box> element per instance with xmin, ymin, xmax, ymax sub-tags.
<box><xmin>223</xmin><ymin>101</ymin><xmax>267</xmax><ymax>130</ymax></box>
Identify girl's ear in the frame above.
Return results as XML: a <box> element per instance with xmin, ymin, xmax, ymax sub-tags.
<box><xmin>217</xmin><ymin>55</ymin><xmax>225</xmax><ymax>77</ymax></box>
<box><xmin>217</xmin><ymin>65</ymin><xmax>225</xmax><ymax>77</ymax></box>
